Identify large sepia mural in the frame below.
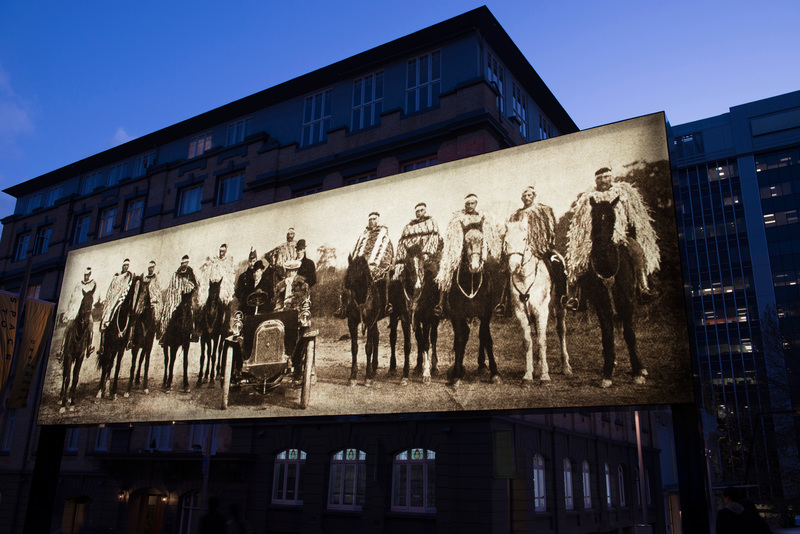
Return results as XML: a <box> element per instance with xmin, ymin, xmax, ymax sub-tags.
<box><xmin>38</xmin><ymin>113</ymin><xmax>693</xmax><ymax>425</ymax></box>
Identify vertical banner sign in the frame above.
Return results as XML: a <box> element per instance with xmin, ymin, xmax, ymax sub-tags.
<box><xmin>0</xmin><ymin>291</ymin><xmax>19</xmax><ymax>392</ymax></box>
<box><xmin>8</xmin><ymin>299</ymin><xmax>55</xmax><ymax>409</ymax></box>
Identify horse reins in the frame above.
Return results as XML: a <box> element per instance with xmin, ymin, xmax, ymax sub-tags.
<box><xmin>590</xmin><ymin>247</ymin><xmax>620</xmax><ymax>315</ymax></box>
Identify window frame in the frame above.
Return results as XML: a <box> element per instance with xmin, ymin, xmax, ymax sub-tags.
<box><xmin>618</xmin><ymin>464</ymin><xmax>626</xmax><ymax>507</ymax></box>
<box><xmin>273</xmin><ymin>448</ymin><xmax>307</xmax><ymax>505</ymax></box>
<box><xmin>351</xmin><ymin>71</ymin><xmax>384</xmax><ymax>131</ymax></box>
<box><xmin>81</xmin><ymin>170</ymin><xmax>106</xmax><ymax>195</ymax></box>
<box><xmin>604</xmin><ymin>463</ymin><xmax>612</xmax><ymax>507</ymax></box>
<box><xmin>147</xmin><ymin>425</ymin><xmax>174</xmax><ymax>451</ymax></box>
<box><xmin>107</xmin><ymin>162</ymin><xmax>129</xmax><ymax>185</ymax></box>
<box><xmin>46</xmin><ymin>186</ymin><xmax>63</xmax><ymax>207</ymax></box>
<box><xmin>582</xmin><ymin>460</ymin><xmax>592</xmax><ymax>509</ymax></box>
<box><xmin>14</xmin><ymin>233</ymin><xmax>30</xmax><ymax>262</ymax></box>
<box><xmin>406</xmin><ymin>50</ymin><xmax>441</xmax><ymax>114</ymax></box>
<box><xmin>65</xmin><ymin>428</ymin><xmax>80</xmax><ymax>452</ymax></box>
<box><xmin>97</xmin><ymin>206</ymin><xmax>117</xmax><ymax>238</ymax></box>
<box><xmin>94</xmin><ymin>426</ymin><xmax>109</xmax><ymax>452</ymax></box>
<box><xmin>124</xmin><ymin>198</ymin><xmax>145</xmax><ymax>231</ymax></box>
<box><xmin>344</xmin><ymin>172</ymin><xmax>377</xmax><ymax>186</ymax></box>
<box><xmin>391</xmin><ymin>448</ymin><xmax>436</xmax><ymax>513</ymax></box>
<box><xmin>487</xmin><ymin>50</ymin><xmax>505</xmax><ymax>113</ymax></box>
<box><xmin>188</xmin><ymin>132</ymin><xmax>213</xmax><ymax>159</ymax></box>
<box><xmin>216</xmin><ymin>173</ymin><xmax>244</xmax><ymax>205</ymax></box>
<box><xmin>177</xmin><ymin>184</ymin><xmax>204</xmax><ymax>216</ymax></box>
<box><xmin>563</xmin><ymin>457</ymin><xmax>574</xmax><ymax>510</ymax></box>
<box><xmin>511</xmin><ymin>83</ymin><xmax>529</xmax><ymax>139</ymax></box>
<box><xmin>402</xmin><ymin>156</ymin><xmax>438</xmax><ymax>173</ymax></box>
<box><xmin>72</xmin><ymin>214</ymin><xmax>91</xmax><ymax>246</ymax></box>
<box><xmin>25</xmin><ymin>193</ymin><xmax>42</xmax><ymax>214</ymax></box>
<box><xmin>533</xmin><ymin>454</ymin><xmax>546</xmax><ymax>512</ymax></box>
<box><xmin>327</xmin><ymin>448</ymin><xmax>366</xmax><ymax>511</ymax></box>
<box><xmin>33</xmin><ymin>226</ymin><xmax>53</xmax><ymax>256</ymax></box>
<box><xmin>226</xmin><ymin>118</ymin><xmax>252</xmax><ymax>146</ymax></box>
<box><xmin>132</xmin><ymin>152</ymin><xmax>156</xmax><ymax>177</ymax></box>
<box><xmin>302</xmin><ymin>89</ymin><xmax>333</xmax><ymax>147</ymax></box>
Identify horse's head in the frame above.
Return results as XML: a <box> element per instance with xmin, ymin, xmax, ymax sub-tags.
<box><xmin>463</xmin><ymin>227</ymin><xmax>484</xmax><ymax>274</ymax></box>
<box><xmin>503</xmin><ymin>220</ymin><xmax>528</xmax><ymax>274</ymax></box>
<box><xmin>589</xmin><ymin>196</ymin><xmax>619</xmax><ymax>244</ymax></box>
<box><xmin>400</xmin><ymin>244</ymin><xmax>425</xmax><ymax>294</ymax></box>
<box><xmin>345</xmin><ymin>253</ymin><xmax>372</xmax><ymax>304</ymax></box>
<box><xmin>207</xmin><ymin>279</ymin><xmax>222</xmax><ymax>301</ymax></box>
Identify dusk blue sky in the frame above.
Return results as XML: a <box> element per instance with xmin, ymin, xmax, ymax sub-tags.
<box><xmin>1</xmin><ymin>1</ymin><xmax>797</xmax><ymax>220</ymax></box>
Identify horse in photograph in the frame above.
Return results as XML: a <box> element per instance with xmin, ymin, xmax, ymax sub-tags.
<box><xmin>343</xmin><ymin>254</ymin><xmax>386</xmax><ymax>386</ymax></box>
<box><xmin>162</xmin><ymin>287</ymin><xmax>197</xmax><ymax>393</ymax></box>
<box><xmin>388</xmin><ymin>245</ymin><xmax>439</xmax><ymax>385</ymax></box>
<box><xmin>197</xmin><ymin>279</ymin><xmax>229</xmax><ymax>386</ymax></box>
<box><xmin>127</xmin><ymin>275</ymin><xmax>159</xmax><ymax>396</ymax></box>
<box><xmin>503</xmin><ymin>220</ymin><xmax>571</xmax><ymax>385</ymax></box>
<box><xmin>445</xmin><ymin>225</ymin><xmax>501</xmax><ymax>385</ymax></box>
<box><xmin>96</xmin><ymin>277</ymin><xmax>138</xmax><ymax>401</ymax></box>
<box><xmin>58</xmin><ymin>291</ymin><xmax>94</xmax><ymax>413</ymax></box>
<box><xmin>580</xmin><ymin>197</ymin><xmax>647</xmax><ymax>387</ymax></box>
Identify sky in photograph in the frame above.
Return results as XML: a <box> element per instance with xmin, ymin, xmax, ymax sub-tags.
<box><xmin>0</xmin><ymin>0</ymin><xmax>798</xmax><ymax>222</ymax></box>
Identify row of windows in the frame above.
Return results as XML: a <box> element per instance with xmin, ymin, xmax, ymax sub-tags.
<box><xmin>13</xmin><ymin>226</ymin><xmax>52</xmax><ymax>261</ymax></box>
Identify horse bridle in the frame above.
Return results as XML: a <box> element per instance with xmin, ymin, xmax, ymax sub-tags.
<box><xmin>455</xmin><ymin>264</ymin><xmax>483</xmax><ymax>299</ymax></box>
<box><xmin>507</xmin><ymin>238</ymin><xmax>539</xmax><ymax>304</ymax></box>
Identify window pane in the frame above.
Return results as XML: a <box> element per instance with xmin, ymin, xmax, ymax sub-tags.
<box><xmin>330</xmin><ymin>464</ymin><xmax>342</xmax><ymax>504</ymax></box>
<box><xmin>393</xmin><ymin>464</ymin><xmax>406</xmax><ymax>506</ymax></box>
<box><xmin>273</xmin><ymin>463</ymin><xmax>285</xmax><ymax>500</ymax></box>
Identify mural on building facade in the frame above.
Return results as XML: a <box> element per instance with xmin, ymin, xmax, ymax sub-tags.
<box><xmin>37</xmin><ymin>113</ymin><xmax>693</xmax><ymax>425</ymax></box>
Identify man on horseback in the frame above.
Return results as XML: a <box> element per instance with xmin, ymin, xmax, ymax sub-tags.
<box><xmin>434</xmin><ymin>194</ymin><xmax>501</xmax><ymax>315</ymax></box>
<box><xmin>564</xmin><ymin>166</ymin><xmax>660</xmax><ymax>309</ymax></box>
<box><xmin>394</xmin><ymin>202</ymin><xmax>442</xmax><ymax>278</ymax></box>
<box><xmin>61</xmin><ymin>266</ymin><xmax>97</xmax><ymax>353</ymax></box>
<box><xmin>97</xmin><ymin>259</ymin><xmax>134</xmax><ymax>357</ymax></box>
<box><xmin>198</xmin><ymin>243</ymin><xmax>236</xmax><ymax>308</ymax></box>
<box><xmin>506</xmin><ymin>185</ymin><xmax>568</xmax><ymax>304</ymax></box>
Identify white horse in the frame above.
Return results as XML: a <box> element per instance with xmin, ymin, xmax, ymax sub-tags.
<box><xmin>503</xmin><ymin>220</ymin><xmax>571</xmax><ymax>384</ymax></box>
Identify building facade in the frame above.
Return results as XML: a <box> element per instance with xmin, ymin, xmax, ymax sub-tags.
<box><xmin>0</xmin><ymin>8</ymin><xmax>667</xmax><ymax>533</ymax></box>
<box><xmin>671</xmin><ymin>90</ymin><xmax>800</xmax><ymax>514</ymax></box>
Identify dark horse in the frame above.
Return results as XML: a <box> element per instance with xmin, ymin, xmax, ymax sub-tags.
<box><xmin>343</xmin><ymin>254</ymin><xmax>387</xmax><ymax>386</ymax></box>
<box><xmin>580</xmin><ymin>197</ymin><xmax>647</xmax><ymax>387</ymax></box>
<box><xmin>126</xmin><ymin>274</ymin><xmax>159</xmax><ymax>396</ymax></box>
<box><xmin>59</xmin><ymin>285</ymin><xmax>95</xmax><ymax>412</ymax></box>
<box><xmin>445</xmin><ymin>226</ymin><xmax>501</xmax><ymax>386</ymax></box>
<box><xmin>197</xmin><ymin>280</ymin><xmax>229</xmax><ymax>386</ymax></box>
<box><xmin>96</xmin><ymin>278</ymin><xmax>137</xmax><ymax>400</ymax></box>
<box><xmin>162</xmin><ymin>288</ymin><xmax>195</xmax><ymax>394</ymax></box>
<box><xmin>388</xmin><ymin>245</ymin><xmax>439</xmax><ymax>385</ymax></box>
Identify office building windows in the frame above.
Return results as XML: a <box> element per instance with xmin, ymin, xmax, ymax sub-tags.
<box><xmin>65</xmin><ymin>428</ymin><xmax>80</xmax><ymax>452</ymax></box>
<box><xmin>402</xmin><ymin>156</ymin><xmax>438</xmax><ymax>172</ymax></box>
<box><xmin>25</xmin><ymin>193</ymin><xmax>42</xmax><ymax>214</ymax></box>
<box><xmin>406</xmin><ymin>50</ymin><xmax>440</xmax><ymax>113</ymax></box>
<box><xmin>124</xmin><ymin>198</ymin><xmax>145</xmax><ymax>231</ymax></box>
<box><xmin>533</xmin><ymin>454</ymin><xmax>546</xmax><ymax>511</ymax></box>
<box><xmin>97</xmin><ymin>207</ymin><xmax>117</xmax><ymax>238</ymax></box>
<box><xmin>352</xmin><ymin>72</ymin><xmax>383</xmax><ymax>131</ymax></box>
<box><xmin>487</xmin><ymin>51</ymin><xmax>505</xmax><ymax>113</ymax></box>
<box><xmin>94</xmin><ymin>427</ymin><xmax>109</xmax><ymax>452</ymax></box>
<box><xmin>132</xmin><ymin>152</ymin><xmax>155</xmax><ymax>177</ymax></box>
<box><xmin>302</xmin><ymin>89</ymin><xmax>332</xmax><ymax>146</ymax></box>
<box><xmin>81</xmin><ymin>170</ymin><xmax>106</xmax><ymax>195</ymax></box>
<box><xmin>226</xmin><ymin>118</ymin><xmax>252</xmax><ymax>146</ymax></box>
<box><xmin>539</xmin><ymin>115</ymin><xmax>553</xmax><ymax>140</ymax></box>
<box><xmin>605</xmin><ymin>463</ymin><xmax>612</xmax><ymax>506</ymax></box>
<box><xmin>344</xmin><ymin>172</ymin><xmax>377</xmax><ymax>186</ymax></box>
<box><xmin>73</xmin><ymin>214</ymin><xmax>91</xmax><ymax>245</ymax></box>
<box><xmin>107</xmin><ymin>162</ymin><xmax>128</xmax><ymax>185</ymax></box>
<box><xmin>328</xmin><ymin>448</ymin><xmax>366</xmax><ymax>510</ymax></box>
<box><xmin>178</xmin><ymin>185</ymin><xmax>203</xmax><ymax>216</ymax></box>
<box><xmin>291</xmin><ymin>184</ymin><xmax>323</xmax><ymax>198</ymax></box>
<box><xmin>391</xmin><ymin>448</ymin><xmax>436</xmax><ymax>513</ymax></box>
<box><xmin>46</xmin><ymin>186</ymin><xmax>63</xmax><ymax>207</ymax></box>
<box><xmin>147</xmin><ymin>425</ymin><xmax>174</xmax><ymax>451</ymax></box>
<box><xmin>512</xmin><ymin>83</ymin><xmax>529</xmax><ymax>138</ymax></box>
<box><xmin>273</xmin><ymin>449</ymin><xmax>306</xmax><ymax>505</ymax></box>
<box><xmin>33</xmin><ymin>226</ymin><xmax>52</xmax><ymax>255</ymax></box>
<box><xmin>563</xmin><ymin>458</ymin><xmax>574</xmax><ymax>510</ymax></box>
<box><xmin>217</xmin><ymin>173</ymin><xmax>244</xmax><ymax>205</ymax></box>
<box><xmin>188</xmin><ymin>132</ymin><xmax>213</xmax><ymax>159</ymax></box>
<box><xmin>14</xmin><ymin>233</ymin><xmax>30</xmax><ymax>262</ymax></box>
<box><xmin>582</xmin><ymin>460</ymin><xmax>592</xmax><ymax>508</ymax></box>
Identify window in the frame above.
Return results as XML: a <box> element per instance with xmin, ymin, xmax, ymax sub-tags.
<box><xmin>604</xmin><ymin>463</ymin><xmax>612</xmax><ymax>506</ymax></box>
<box><xmin>533</xmin><ymin>454</ymin><xmax>546</xmax><ymax>511</ymax></box>
<box><xmin>406</xmin><ymin>50</ymin><xmax>440</xmax><ymax>113</ymax></box>
<box><xmin>133</xmin><ymin>152</ymin><xmax>155</xmax><ymax>177</ymax></box>
<box><xmin>1</xmin><ymin>410</ymin><xmax>15</xmax><ymax>452</ymax></box>
<box><xmin>618</xmin><ymin>465</ymin><xmax>626</xmax><ymax>507</ymax></box>
<box><xmin>487</xmin><ymin>51</ymin><xmax>505</xmax><ymax>113</ymax></box>
<box><xmin>344</xmin><ymin>172</ymin><xmax>376</xmax><ymax>186</ymax></box>
<box><xmin>291</xmin><ymin>184</ymin><xmax>323</xmax><ymax>198</ymax></box>
<box><xmin>402</xmin><ymin>156</ymin><xmax>438</xmax><ymax>172</ymax></box>
<box><xmin>124</xmin><ymin>198</ymin><xmax>145</xmax><ymax>231</ymax></box>
<box><xmin>147</xmin><ymin>425</ymin><xmax>174</xmax><ymax>451</ymax></box>
<box><xmin>25</xmin><ymin>193</ymin><xmax>42</xmax><ymax>213</ymax></box>
<box><xmin>188</xmin><ymin>132</ymin><xmax>212</xmax><ymax>159</ymax></box>
<box><xmin>582</xmin><ymin>460</ymin><xmax>592</xmax><ymax>509</ymax></box>
<box><xmin>392</xmin><ymin>448</ymin><xmax>436</xmax><ymax>513</ymax></box>
<box><xmin>33</xmin><ymin>226</ymin><xmax>52</xmax><ymax>255</ymax></box>
<box><xmin>178</xmin><ymin>185</ymin><xmax>203</xmax><ymax>216</ymax></box>
<box><xmin>539</xmin><ymin>115</ymin><xmax>553</xmax><ymax>140</ymax></box>
<box><xmin>226</xmin><ymin>118</ymin><xmax>252</xmax><ymax>146</ymax></box>
<box><xmin>273</xmin><ymin>449</ymin><xmax>307</xmax><ymax>505</ymax></box>
<box><xmin>14</xmin><ymin>233</ymin><xmax>30</xmax><ymax>262</ymax></box>
<box><xmin>65</xmin><ymin>428</ymin><xmax>80</xmax><ymax>452</ymax></box>
<box><xmin>178</xmin><ymin>492</ymin><xmax>202</xmax><ymax>534</ymax></box>
<box><xmin>107</xmin><ymin>162</ymin><xmax>128</xmax><ymax>185</ymax></box>
<box><xmin>217</xmin><ymin>173</ymin><xmax>243</xmax><ymax>205</ymax></box>
<box><xmin>97</xmin><ymin>207</ymin><xmax>117</xmax><ymax>238</ymax></box>
<box><xmin>94</xmin><ymin>426</ymin><xmax>109</xmax><ymax>451</ymax></box>
<box><xmin>72</xmin><ymin>215</ymin><xmax>91</xmax><ymax>245</ymax></box>
<box><xmin>563</xmin><ymin>458</ymin><xmax>574</xmax><ymax>510</ymax></box>
<box><xmin>512</xmin><ymin>84</ymin><xmax>528</xmax><ymax>138</ymax></box>
<box><xmin>80</xmin><ymin>170</ymin><xmax>106</xmax><ymax>194</ymax></box>
<box><xmin>352</xmin><ymin>72</ymin><xmax>383</xmax><ymax>130</ymax></box>
<box><xmin>302</xmin><ymin>89</ymin><xmax>332</xmax><ymax>146</ymax></box>
<box><xmin>46</xmin><ymin>186</ymin><xmax>63</xmax><ymax>207</ymax></box>
<box><xmin>328</xmin><ymin>448</ymin><xmax>366</xmax><ymax>510</ymax></box>
<box><xmin>27</xmin><ymin>283</ymin><xmax>41</xmax><ymax>299</ymax></box>
<box><xmin>189</xmin><ymin>424</ymin><xmax>209</xmax><ymax>450</ymax></box>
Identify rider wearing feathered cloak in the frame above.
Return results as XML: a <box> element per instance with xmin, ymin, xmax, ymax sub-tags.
<box><xmin>394</xmin><ymin>202</ymin><xmax>442</xmax><ymax>278</ymax></box>
<box><xmin>352</xmin><ymin>212</ymin><xmax>394</xmax><ymax>281</ymax></box>
<box><xmin>565</xmin><ymin>166</ymin><xmax>659</xmax><ymax>304</ymax></box>
<box><xmin>97</xmin><ymin>259</ymin><xmax>134</xmax><ymax>357</ymax></box>
<box><xmin>159</xmin><ymin>255</ymin><xmax>198</xmax><ymax>337</ymax></box>
<box><xmin>197</xmin><ymin>243</ymin><xmax>236</xmax><ymax>306</ymax></box>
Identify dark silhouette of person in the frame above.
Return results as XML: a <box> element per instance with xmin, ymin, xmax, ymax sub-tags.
<box><xmin>198</xmin><ymin>496</ymin><xmax>226</xmax><ymax>534</ymax></box>
<box><xmin>716</xmin><ymin>486</ymin><xmax>770</xmax><ymax>534</ymax></box>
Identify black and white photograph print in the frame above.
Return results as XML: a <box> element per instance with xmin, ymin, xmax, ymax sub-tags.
<box><xmin>37</xmin><ymin>113</ymin><xmax>693</xmax><ymax>426</ymax></box>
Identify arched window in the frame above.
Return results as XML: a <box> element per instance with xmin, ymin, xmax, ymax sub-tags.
<box><xmin>563</xmin><ymin>458</ymin><xmax>574</xmax><ymax>510</ymax></box>
<box><xmin>582</xmin><ymin>460</ymin><xmax>592</xmax><ymax>509</ymax></box>
<box><xmin>273</xmin><ymin>449</ymin><xmax>307</xmax><ymax>504</ymax></box>
<box><xmin>604</xmin><ymin>463</ymin><xmax>612</xmax><ymax>506</ymax></box>
<box><xmin>533</xmin><ymin>454</ymin><xmax>546</xmax><ymax>511</ymax></box>
<box><xmin>618</xmin><ymin>465</ymin><xmax>626</xmax><ymax>507</ymax></box>
<box><xmin>178</xmin><ymin>491</ymin><xmax>201</xmax><ymax>534</ymax></box>
<box><xmin>328</xmin><ymin>448</ymin><xmax>366</xmax><ymax>510</ymax></box>
<box><xmin>391</xmin><ymin>448</ymin><xmax>436</xmax><ymax>513</ymax></box>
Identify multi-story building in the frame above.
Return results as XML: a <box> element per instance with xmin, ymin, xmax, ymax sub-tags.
<box><xmin>0</xmin><ymin>8</ymin><xmax>668</xmax><ymax>533</ymax></box>
<box><xmin>671</xmin><ymin>90</ymin><xmax>800</xmax><ymax>514</ymax></box>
